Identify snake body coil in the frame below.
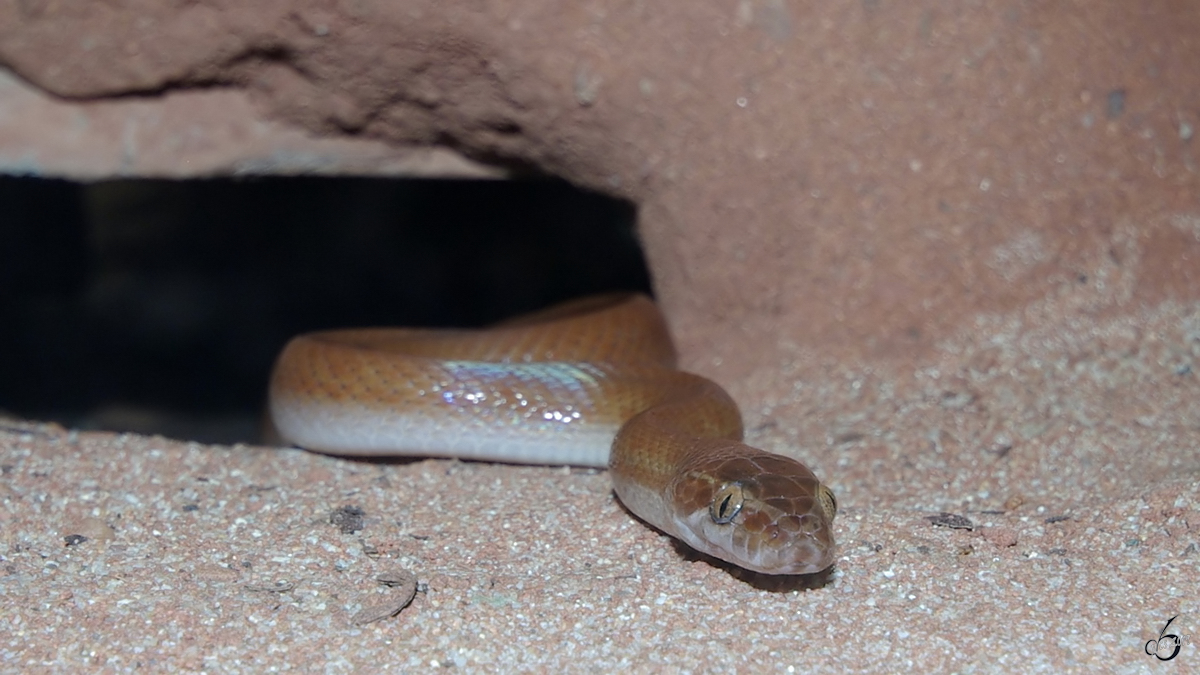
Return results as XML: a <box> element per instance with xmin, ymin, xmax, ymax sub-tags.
<box><xmin>269</xmin><ymin>294</ymin><xmax>837</xmax><ymax>575</ymax></box>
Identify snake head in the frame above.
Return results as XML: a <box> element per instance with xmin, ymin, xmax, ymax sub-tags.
<box><xmin>667</xmin><ymin>446</ymin><xmax>837</xmax><ymax>575</ymax></box>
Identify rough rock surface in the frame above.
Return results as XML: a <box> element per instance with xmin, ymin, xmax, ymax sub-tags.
<box><xmin>1</xmin><ymin>1</ymin><xmax>1198</xmax><ymax>672</ymax></box>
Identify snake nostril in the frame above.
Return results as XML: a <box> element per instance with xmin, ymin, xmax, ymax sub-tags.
<box><xmin>709</xmin><ymin>483</ymin><xmax>745</xmax><ymax>524</ymax></box>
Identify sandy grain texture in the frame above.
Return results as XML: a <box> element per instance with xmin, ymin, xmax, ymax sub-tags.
<box><xmin>3</xmin><ymin>289</ymin><xmax>1197</xmax><ymax>672</ymax></box>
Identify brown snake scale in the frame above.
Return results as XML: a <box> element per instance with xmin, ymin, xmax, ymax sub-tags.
<box><xmin>269</xmin><ymin>294</ymin><xmax>837</xmax><ymax>575</ymax></box>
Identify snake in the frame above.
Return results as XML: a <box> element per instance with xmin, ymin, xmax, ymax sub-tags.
<box><xmin>268</xmin><ymin>293</ymin><xmax>837</xmax><ymax>575</ymax></box>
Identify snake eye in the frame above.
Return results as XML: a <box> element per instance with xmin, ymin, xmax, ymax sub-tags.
<box><xmin>710</xmin><ymin>483</ymin><xmax>745</xmax><ymax>524</ymax></box>
<box><xmin>818</xmin><ymin>485</ymin><xmax>838</xmax><ymax>519</ymax></box>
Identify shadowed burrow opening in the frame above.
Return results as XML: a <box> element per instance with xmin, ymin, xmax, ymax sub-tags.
<box><xmin>0</xmin><ymin>175</ymin><xmax>650</xmax><ymax>444</ymax></box>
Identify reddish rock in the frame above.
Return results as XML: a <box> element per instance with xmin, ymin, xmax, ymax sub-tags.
<box><xmin>2</xmin><ymin>1</ymin><xmax>1197</xmax><ymax>384</ymax></box>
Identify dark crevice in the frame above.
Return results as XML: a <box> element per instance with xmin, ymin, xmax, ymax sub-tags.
<box><xmin>0</xmin><ymin>175</ymin><xmax>650</xmax><ymax>444</ymax></box>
